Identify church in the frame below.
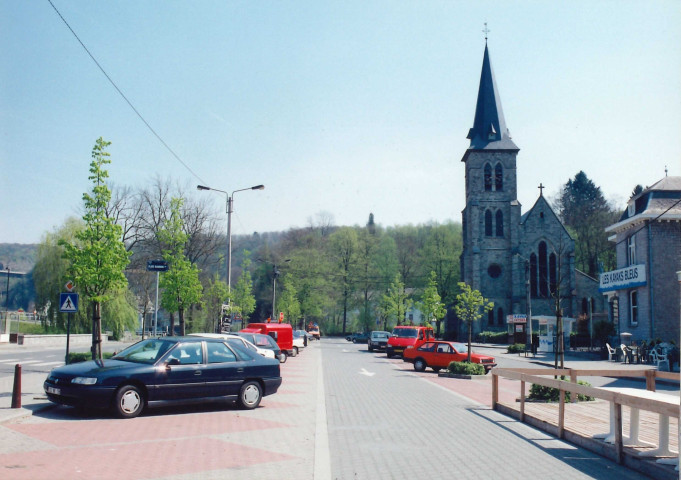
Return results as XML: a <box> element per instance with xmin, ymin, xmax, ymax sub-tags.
<box><xmin>456</xmin><ymin>41</ymin><xmax>603</xmax><ymax>343</ymax></box>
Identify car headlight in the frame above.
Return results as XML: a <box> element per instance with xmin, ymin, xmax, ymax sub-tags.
<box><xmin>72</xmin><ymin>377</ymin><xmax>97</xmax><ymax>385</ymax></box>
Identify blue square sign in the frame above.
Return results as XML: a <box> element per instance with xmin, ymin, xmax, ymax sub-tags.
<box><xmin>59</xmin><ymin>293</ymin><xmax>79</xmax><ymax>313</ymax></box>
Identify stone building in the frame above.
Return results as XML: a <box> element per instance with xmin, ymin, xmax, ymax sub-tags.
<box><xmin>456</xmin><ymin>42</ymin><xmax>604</xmax><ymax>339</ymax></box>
<box><xmin>601</xmin><ymin>176</ymin><xmax>681</xmax><ymax>343</ymax></box>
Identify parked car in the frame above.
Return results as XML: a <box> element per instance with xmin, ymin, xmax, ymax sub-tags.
<box><xmin>291</xmin><ymin>330</ymin><xmax>306</xmax><ymax>353</ymax></box>
<box><xmin>367</xmin><ymin>331</ymin><xmax>391</xmax><ymax>351</ymax></box>
<box><xmin>346</xmin><ymin>332</ymin><xmax>369</xmax><ymax>344</ymax></box>
<box><xmin>43</xmin><ymin>336</ymin><xmax>282</xmax><ymax>418</ymax></box>
<box><xmin>307</xmin><ymin>324</ymin><xmax>320</xmax><ymax>340</ymax></box>
<box><xmin>188</xmin><ymin>333</ymin><xmax>275</xmax><ymax>359</ymax></box>
<box><xmin>386</xmin><ymin>325</ymin><xmax>434</xmax><ymax>358</ymax></box>
<box><xmin>294</xmin><ymin>329</ymin><xmax>311</xmax><ymax>347</ymax></box>
<box><xmin>402</xmin><ymin>341</ymin><xmax>497</xmax><ymax>373</ymax></box>
<box><xmin>235</xmin><ymin>332</ymin><xmax>285</xmax><ymax>363</ymax></box>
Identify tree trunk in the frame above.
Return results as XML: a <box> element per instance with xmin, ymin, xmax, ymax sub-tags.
<box><xmin>467</xmin><ymin>321</ymin><xmax>472</xmax><ymax>362</ymax></box>
<box><xmin>91</xmin><ymin>302</ymin><xmax>102</xmax><ymax>361</ymax></box>
<box><xmin>179</xmin><ymin>307</ymin><xmax>185</xmax><ymax>336</ymax></box>
<box><xmin>169</xmin><ymin>312</ymin><xmax>175</xmax><ymax>336</ymax></box>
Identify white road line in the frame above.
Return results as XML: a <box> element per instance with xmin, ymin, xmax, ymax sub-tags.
<box><xmin>34</xmin><ymin>362</ymin><xmax>64</xmax><ymax>367</ymax></box>
<box><xmin>0</xmin><ymin>359</ymin><xmax>20</xmax><ymax>363</ymax></box>
<box><xmin>314</xmin><ymin>344</ymin><xmax>332</xmax><ymax>480</ymax></box>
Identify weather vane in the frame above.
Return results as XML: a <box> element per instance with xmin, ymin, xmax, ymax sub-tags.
<box><xmin>483</xmin><ymin>22</ymin><xmax>490</xmax><ymax>42</ymax></box>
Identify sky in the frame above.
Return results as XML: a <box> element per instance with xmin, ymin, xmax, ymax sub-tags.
<box><xmin>1</xmin><ymin>1</ymin><xmax>680</xmax><ymax>245</ymax></box>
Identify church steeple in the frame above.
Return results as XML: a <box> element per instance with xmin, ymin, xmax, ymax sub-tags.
<box><xmin>462</xmin><ymin>44</ymin><xmax>518</xmax><ymax>160</ymax></box>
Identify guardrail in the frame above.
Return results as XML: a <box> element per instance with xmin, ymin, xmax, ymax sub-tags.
<box><xmin>491</xmin><ymin>367</ymin><xmax>679</xmax><ymax>465</ymax></box>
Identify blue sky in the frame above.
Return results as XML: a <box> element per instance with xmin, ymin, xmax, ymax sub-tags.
<box><xmin>2</xmin><ymin>1</ymin><xmax>680</xmax><ymax>245</ymax></box>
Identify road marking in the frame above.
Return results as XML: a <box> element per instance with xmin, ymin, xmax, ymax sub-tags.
<box><xmin>314</xmin><ymin>343</ymin><xmax>332</xmax><ymax>480</ymax></box>
<box><xmin>359</xmin><ymin>368</ymin><xmax>375</xmax><ymax>377</ymax></box>
<box><xmin>0</xmin><ymin>359</ymin><xmax>20</xmax><ymax>363</ymax></box>
<box><xmin>34</xmin><ymin>362</ymin><xmax>64</xmax><ymax>367</ymax></box>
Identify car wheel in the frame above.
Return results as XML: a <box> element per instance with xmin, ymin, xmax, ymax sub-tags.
<box><xmin>279</xmin><ymin>352</ymin><xmax>288</xmax><ymax>363</ymax></box>
<box><xmin>292</xmin><ymin>347</ymin><xmax>298</xmax><ymax>357</ymax></box>
<box><xmin>368</xmin><ymin>344</ymin><xmax>374</xmax><ymax>352</ymax></box>
<box><xmin>414</xmin><ymin>358</ymin><xmax>427</xmax><ymax>372</ymax></box>
<box><xmin>386</xmin><ymin>351</ymin><xmax>394</xmax><ymax>358</ymax></box>
<box><xmin>237</xmin><ymin>381</ymin><xmax>262</xmax><ymax>409</ymax></box>
<box><xmin>114</xmin><ymin>385</ymin><xmax>144</xmax><ymax>419</ymax></box>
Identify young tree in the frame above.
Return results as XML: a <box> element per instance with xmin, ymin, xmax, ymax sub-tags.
<box><xmin>231</xmin><ymin>256</ymin><xmax>257</xmax><ymax>323</ymax></box>
<box><xmin>60</xmin><ymin>138</ymin><xmax>131</xmax><ymax>360</ymax></box>
<box><xmin>277</xmin><ymin>275</ymin><xmax>301</xmax><ymax>327</ymax></box>
<box><xmin>380</xmin><ymin>274</ymin><xmax>413</xmax><ymax>328</ymax></box>
<box><xmin>419</xmin><ymin>271</ymin><xmax>447</xmax><ymax>336</ymax></box>
<box><xmin>453</xmin><ymin>282</ymin><xmax>493</xmax><ymax>362</ymax></box>
<box><xmin>328</xmin><ymin>227</ymin><xmax>358</xmax><ymax>334</ymax></box>
<box><xmin>203</xmin><ymin>273</ymin><xmax>229</xmax><ymax>332</ymax></box>
<box><xmin>159</xmin><ymin>197</ymin><xmax>203</xmax><ymax>336</ymax></box>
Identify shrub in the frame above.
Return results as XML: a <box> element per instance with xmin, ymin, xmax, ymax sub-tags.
<box><xmin>447</xmin><ymin>361</ymin><xmax>486</xmax><ymax>376</ymax></box>
<box><xmin>529</xmin><ymin>378</ymin><xmax>594</xmax><ymax>402</ymax></box>
<box><xmin>475</xmin><ymin>331</ymin><xmax>508</xmax><ymax>344</ymax></box>
<box><xmin>67</xmin><ymin>352</ymin><xmax>114</xmax><ymax>364</ymax></box>
<box><xmin>507</xmin><ymin>343</ymin><xmax>525</xmax><ymax>354</ymax></box>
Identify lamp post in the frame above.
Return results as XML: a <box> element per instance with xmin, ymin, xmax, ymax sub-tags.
<box><xmin>197</xmin><ymin>184</ymin><xmax>264</xmax><ymax>303</ymax></box>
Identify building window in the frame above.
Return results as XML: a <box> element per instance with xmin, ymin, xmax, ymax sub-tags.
<box><xmin>488</xmin><ymin>264</ymin><xmax>502</xmax><ymax>279</ymax></box>
<box><xmin>495</xmin><ymin>210</ymin><xmax>504</xmax><ymax>237</ymax></box>
<box><xmin>629</xmin><ymin>290</ymin><xmax>638</xmax><ymax>326</ymax></box>
<box><xmin>488</xmin><ymin>309</ymin><xmax>494</xmax><ymax>326</ymax></box>
<box><xmin>530</xmin><ymin>253</ymin><xmax>538</xmax><ymax>298</ymax></box>
<box><xmin>497</xmin><ymin>307</ymin><xmax>504</xmax><ymax>326</ymax></box>
<box><xmin>484</xmin><ymin>164</ymin><xmax>492</xmax><ymax>191</ymax></box>
<box><xmin>538</xmin><ymin>242</ymin><xmax>548</xmax><ymax>297</ymax></box>
<box><xmin>627</xmin><ymin>235</ymin><xmax>636</xmax><ymax>265</ymax></box>
<box><xmin>495</xmin><ymin>163</ymin><xmax>503</xmax><ymax>191</ymax></box>
<box><xmin>485</xmin><ymin>210</ymin><xmax>493</xmax><ymax>236</ymax></box>
<box><xmin>549</xmin><ymin>253</ymin><xmax>557</xmax><ymax>296</ymax></box>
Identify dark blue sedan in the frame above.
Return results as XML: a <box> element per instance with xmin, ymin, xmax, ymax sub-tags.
<box><xmin>44</xmin><ymin>336</ymin><xmax>282</xmax><ymax>418</ymax></box>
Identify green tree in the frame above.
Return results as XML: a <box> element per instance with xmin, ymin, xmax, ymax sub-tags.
<box><xmin>419</xmin><ymin>271</ymin><xmax>447</xmax><ymax>335</ymax></box>
<box><xmin>277</xmin><ymin>275</ymin><xmax>301</xmax><ymax>327</ymax></box>
<box><xmin>231</xmin><ymin>256</ymin><xmax>256</xmax><ymax>324</ymax></box>
<box><xmin>422</xmin><ymin>222</ymin><xmax>461</xmax><ymax>304</ymax></box>
<box><xmin>555</xmin><ymin>171</ymin><xmax>618</xmax><ymax>276</ymax></box>
<box><xmin>453</xmin><ymin>282</ymin><xmax>493</xmax><ymax>362</ymax></box>
<box><xmin>328</xmin><ymin>227</ymin><xmax>358</xmax><ymax>334</ymax></box>
<box><xmin>159</xmin><ymin>197</ymin><xmax>203</xmax><ymax>336</ymax></box>
<box><xmin>203</xmin><ymin>273</ymin><xmax>229</xmax><ymax>333</ymax></box>
<box><xmin>102</xmin><ymin>288</ymin><xmax>138</xmax><ymax>339</ymax></box>
<box><xmin>60</xmin><ymin>138</ymin><xmax>131</xmax><ymax>360</ymax></box>
<box><xmin>380</xmin><ymin>274</ymin><xmax>413</xmax><ymax>328</ymax></box>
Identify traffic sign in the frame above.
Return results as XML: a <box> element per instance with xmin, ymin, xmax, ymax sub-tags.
<box><xmin>59</xmin><ymin>293</ymin><xmax>79</xmax><ymax>313</ymax></box>
<box><xmin>146</xmin><ymin>260</ymin><xmax>169</xmax><ymax>272</ymax></box>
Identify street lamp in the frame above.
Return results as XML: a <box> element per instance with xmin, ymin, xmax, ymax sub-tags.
<box><xmin>197</xmin><ymin>184</ymin><xmax>265</xmax><ymax>303</ymax></box>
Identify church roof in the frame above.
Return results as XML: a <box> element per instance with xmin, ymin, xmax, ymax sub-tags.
<box><xmin>520</xmin><ymin>193</ymin><xmax>574</xmax><ymax>240</ymax></box>
<box><xmin>462</xmin><ymin>44</ymin><xmax>518</xmax><ymax>162</ymax></box>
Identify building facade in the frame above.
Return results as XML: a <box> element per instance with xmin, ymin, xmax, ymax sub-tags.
<box><xmin>457</xmin><ymin>43</ymin><xmax>604</xmax><ymax>338</ymax></box>
<box><xmin>601</xmin><ymin>176</ymin><xmax>681</xmax><ymax>343</ymax></box>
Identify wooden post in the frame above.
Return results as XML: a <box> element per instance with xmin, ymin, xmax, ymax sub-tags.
<box><xmin>558</xmin><ymin>388</ymin><xmax>565</xmax><ymax>438</ymax></box>
<box><xmin>614</xmin><ymin>403</ymin><xmax>623</xmax><ymax>464</ymax></box>
<box><xmin>645</xmin><ymin>369</ymin><xmax>656</xmax><ymax>392</ymax></box>
<box><xmin>492</xmin><ymin>372</ymin><xmax>499</xmax><ymax>409</ymax></box>
<box><xmin>520</xmin><ymin>380</ymin><xmax>525</xmax><ymax>422</ymax></box>
<box><xmin>570</xmin><ymin>369</ymin><xmax>578</xmax><ymax>403</ymax></box>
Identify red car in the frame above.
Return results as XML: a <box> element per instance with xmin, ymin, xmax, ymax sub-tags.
<box><xmin>403</xmin><ymin>341</ymin><xmax>497</xmax><ymax>373</ymax></box>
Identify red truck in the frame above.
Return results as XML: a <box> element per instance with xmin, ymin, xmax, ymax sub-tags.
<box><xmin>241</xmin><ymin>323</ymin><xmax>296</xmax><ymax>362</ymax></box>
<box><xmin>386</xmin><ymin>325</ymin><xmax>434</xmax><ymax>358</ymax></box>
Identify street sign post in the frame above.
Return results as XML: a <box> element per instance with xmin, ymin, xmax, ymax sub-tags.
<box><xmin>59</xmin><ymin>291</ymin><xmax>79</xmax><ymax>364</ymax></box>
<box><xmin>146</xmin><ymin>260</ymin><xmax>168</xmax><ymax>337</ymax></box>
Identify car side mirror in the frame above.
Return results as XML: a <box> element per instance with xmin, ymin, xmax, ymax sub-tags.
<box><xmin>166</xmin><ymin>358</ymin><xmax>181</xmax><ymax>367</ymax></box>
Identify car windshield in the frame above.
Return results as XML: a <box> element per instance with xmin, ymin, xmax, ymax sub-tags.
<box><xmin>112</xmin><ymin>338</ymin><xmax>176</xmax><ymax>364</ymax></box>
<box><xmin>392</xmin><ymin>328</ymin><xmax>417</xmax><ymax>338</ymax></box>
<box><xmin>373</xmin><ymin>332</ymin><xmax>389</xmax><ymax>339</ymax></box>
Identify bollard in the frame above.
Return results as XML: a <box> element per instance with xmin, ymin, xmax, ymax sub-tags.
<box><xmin>11</xmin><ymin>363</ymin><xmax>22</xmax><ymax>408</ymax></box>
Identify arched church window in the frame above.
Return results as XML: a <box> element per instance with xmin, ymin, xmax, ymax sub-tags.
<box><xmin>538</xmin><ymin>242</ymin><xmax>548</xmax><ymax>297</ymax></box>
<box><xmin>488</xmin><ymin>264</ymin><xmax>502</xmax><ymax>279</ymax></box>
<box><xmin>530</xmin><ymin>253</ymin><xmax>538</xmax><ymax>298</ymax></box>
<box><xmin>488</xmin><ymin>309</ymin><xmax>494</xmax><ymax>326</ymax></box>
<box><xmin>549</xmin><ymin>253</ymin><xmax>557</xmax><ymax>296</ymax></box>
<box><xmin>495</xmin><ymin>163</ymin><xmax>503</xmax><ymax>191</ymax></box>
<box><xmin>581</xmin><ymin>298</ymin><xmax>588</xmax><ymax>315</ymax></box>
<box><xmin>497</xmin><ymin>307</ymin><xmax>504</xmax><ymax>326</ymax></box>
<box><xmin>484</xmin><ymin>164</ymin><xmax>492</xmax><ymax>191</ymax></box>
<box><xmin>495</xmin><ymin>210</ymin><xmax>504</xmax><ymax>237</ymax></box>
<box><xmin>485</xmin><ymin>210</ymin><xmax>493</xmax><ymax>236</ymax></box>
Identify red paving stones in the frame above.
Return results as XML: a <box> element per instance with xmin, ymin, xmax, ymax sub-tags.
<box><xmin>0</xmin><ymin>437</ymin><xmax>297</xmax><ymax>480</ymax></box>
<box><xmin>7</xmin><ymin>412</ymin><xmax>289</xmax><ymax>446</ymax></box>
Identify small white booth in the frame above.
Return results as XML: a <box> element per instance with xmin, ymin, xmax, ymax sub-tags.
<box><xmin>533</xmin><ymin>315</ymin><xmax>576</xmax><ymax>353</ymax></box>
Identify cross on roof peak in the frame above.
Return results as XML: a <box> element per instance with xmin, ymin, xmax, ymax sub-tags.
<box><xmin>538</xmin><ymin>183</ymin><xmax>545</xmax><ymax>196</ymax></box>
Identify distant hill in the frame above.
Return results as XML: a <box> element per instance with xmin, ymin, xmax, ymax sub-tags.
<box><xmin>0</xmin><ymin>243</ymin><xmax>38</xmax><ymax>273</ymax></box>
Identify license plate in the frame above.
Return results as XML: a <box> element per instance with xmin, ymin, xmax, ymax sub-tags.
<box><xmin>47</xmin><ymin>386</ymin><xmax>60</xmax><ymax>395</ymax></box>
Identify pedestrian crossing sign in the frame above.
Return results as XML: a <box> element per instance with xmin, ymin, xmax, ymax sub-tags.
<box><xmin>59</xmin><ymin>292</ymin><xmax>79</xmax><ymax>313</ymax></box>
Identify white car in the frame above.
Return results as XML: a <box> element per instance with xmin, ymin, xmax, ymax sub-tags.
<box><xmin>188</xmin><ymin>333</ymin><xmax>275</xmax><ymax>359</ymax></box>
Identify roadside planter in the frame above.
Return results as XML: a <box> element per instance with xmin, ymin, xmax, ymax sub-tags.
<box><xmin>438</xmin><ymin>360</ymin><xmax>490</xmax><ymax>380</ymax></box>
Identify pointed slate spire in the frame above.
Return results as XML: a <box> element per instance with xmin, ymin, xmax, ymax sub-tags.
<box><xmin>463</xmin><ymin>44</ymin><xmax>518</xmax><ymax>156</ymax></box>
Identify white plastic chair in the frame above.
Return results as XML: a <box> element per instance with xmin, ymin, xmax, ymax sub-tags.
<box><xmin>605</xmin><ymin>343</ymin><xmax>617</xmax><ymax>362</ymax></box>
<box><xmin>651</xmin><ymin>347</ymin><xmax>670</xmax><ymax>371</ymax></box>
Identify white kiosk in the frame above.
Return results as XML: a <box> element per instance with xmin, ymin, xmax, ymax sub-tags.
<box><xmin>534</xmin><ymin>315</ymin><xmax>576</xmax><ymax>353</ymax></box>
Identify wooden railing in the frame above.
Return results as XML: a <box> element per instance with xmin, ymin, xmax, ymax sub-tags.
<box><xmin>491</xmin><ymin>367</ymin><xmax>680</xmax><ymax>464</ymax></box>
